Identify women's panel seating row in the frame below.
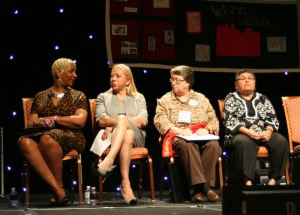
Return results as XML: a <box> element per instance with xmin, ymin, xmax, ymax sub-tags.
<box><xmin>89</xmin><ymin>99</ymin><xmax>155</xmax><ymax>203</ymax></box>
<box><xmin>218</xmin><ymin>99</ymin><xmax>290</xmax><ymax>185</ymax></box>
<box><xmin>22</xmin><ymin>98</ymin><xmax>83</xmax><ymax>206</ymax></box>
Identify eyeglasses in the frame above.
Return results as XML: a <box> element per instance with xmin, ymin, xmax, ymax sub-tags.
<box><xmin>170</xmin><ymin>78</ymin><xmax>185</xmax><ymax>84</ymax></box>
<box><xmin>236</xmin><ymin>76</ymin><xmax>255</xmax><ymax>81</ymax></box>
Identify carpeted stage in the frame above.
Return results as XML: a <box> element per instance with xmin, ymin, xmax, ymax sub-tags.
<box><xmin>0</xmin><ymin>191</ymin><xmax>222</xmax><ymax>215</ymax></box>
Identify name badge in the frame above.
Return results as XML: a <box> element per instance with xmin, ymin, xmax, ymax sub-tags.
<box><xmin>178</xmin><ymin>111</ymin><xmax>191</xmax><ymax>123</ymax></box>
<box><xmin>188</xmin><ymin>99</ymin><xmax>199</xmax><ymax>106</ymax></box>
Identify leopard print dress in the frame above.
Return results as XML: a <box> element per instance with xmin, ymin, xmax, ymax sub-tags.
<box><xmin>22</xmin><ymin>87</ymin><xmax>88</xmax><ymax>155</ymax></box>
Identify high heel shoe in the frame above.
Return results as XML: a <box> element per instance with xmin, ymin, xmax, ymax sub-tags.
<box><xmin>120</xmin><ymin>187</ymin><xmax>137</xmax><ymax>205</ymax></box>
<box><xmin>48</xmin><ymin>187</ymin><xmax>71</xmax><ymax>206</ymax></box>
<box><xmin>91</xmin><ymin>163</ymin><xmax>116</xmax><ymax>183</ymax></box>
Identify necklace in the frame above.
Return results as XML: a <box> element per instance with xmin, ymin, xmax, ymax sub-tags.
<box><xmin>53</xmin><ymin>92</ymin><xmax>65</xmax><ymax>99</ymax></box>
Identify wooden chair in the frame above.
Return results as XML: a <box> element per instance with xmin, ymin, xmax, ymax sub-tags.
<box><xmin>218</xmin><ymin>99</ymin><xmax>290</xmax><ymax>185</ymax></box>
<box><xmin>89</xmin><ymin>99</ymin><xmax>155</xmax><ymax>203</ymax></box>
<box><xmin>22</xmin><ymin>98</ymin><xmax>83</xmax><ymax>206</ymax></box>
<box><xmin>282</xmin><ymin>96</ymin><xmax>300</xmax><ymax>182</ymax></box>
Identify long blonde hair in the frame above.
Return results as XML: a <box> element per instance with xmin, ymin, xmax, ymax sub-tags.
<box><xmin>112</xmin><ymin>64</ymin><xmax>138</xmax><ymax>96</ymax></box>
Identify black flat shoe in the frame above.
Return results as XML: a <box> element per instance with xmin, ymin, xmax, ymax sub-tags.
<box><xmin>57</xmin><ymin>195</ymin><xmax>71</xmax><ymax>207</ymax></box>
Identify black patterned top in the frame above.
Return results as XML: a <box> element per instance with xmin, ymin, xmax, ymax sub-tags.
<box><xmin>223</xmin><ymin>91</ymin><xmax>279</xmax><ymax>145</ymax></box>
<box><xmin>22</xmin><ymin>87</ymin><xmax>88</xmax><ymax>154</ymax></box>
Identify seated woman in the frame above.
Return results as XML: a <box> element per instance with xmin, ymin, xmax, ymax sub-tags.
<box><xmin>92</xmin><ymin>64</ymin><xmax>148</xmax><ymax>205</ymax></box>
<box><xmin>223</xmin><ymin>69</ymin><xmax>289</xmax><ymax>186</ymax></box>
<box><xmin>154</xmin><ymin>65</ymin><xmax>221</xmax><ymax>202</ymax></box>
<box><xmin>18</xmin><ymin>58</ymin><xmax>88</xmax><ymax>206</ymax></box>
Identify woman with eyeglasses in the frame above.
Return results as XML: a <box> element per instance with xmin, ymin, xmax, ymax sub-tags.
<box><xmin>154</xmin><ymin>65</ymin><xmax>221</xmax><ymax>202</ymax></box>
<box><xmin>223</xmin><ymin>69</ymin><xmax>289</xmax><ymax>186</ymax></box>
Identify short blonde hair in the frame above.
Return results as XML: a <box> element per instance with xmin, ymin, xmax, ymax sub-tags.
<box><xmin>51</xmin><ymin>58</ymin><xmax>75</xmax><ymax>80</ymax></box>
<box><xmin>112</xmin><ymin>64</ymin><xmax>138</xmax><ymax>96</ymax></box>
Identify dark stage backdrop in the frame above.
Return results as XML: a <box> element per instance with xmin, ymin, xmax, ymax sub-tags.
<box><xmin>0</xmin><ymin>1</ymin><xmax>299</xmax><ymax>194</ymax></box>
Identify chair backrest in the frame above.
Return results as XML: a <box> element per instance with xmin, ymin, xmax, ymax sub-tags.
<box><xmin>282</xmin><ymin>96</ymin><xmax>300</xmax><ymax>154</ymax></box>
<box><xmin>89</xmin><ymin>99</ymin><xmax>96</xmax><ymax>130</ymax></box>
<box><xmin>22</xmin><ymin>98</ymin><xmax>34</xmax><ymax>128</ymax></box>
<box><xmin>217</xmin><ymin>99</ymin><xmax>225</xmax><ymax>119</ymax></box>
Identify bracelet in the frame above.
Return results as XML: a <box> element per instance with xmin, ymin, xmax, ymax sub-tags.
<box><xmin>53</xmin><ymin>116</ymin><xmax>58</xmax><ymax>122</ymax></box>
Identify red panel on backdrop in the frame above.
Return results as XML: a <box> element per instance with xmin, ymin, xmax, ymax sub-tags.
<box><xmin>111</xmin><ymin>20</ymin><xmax>140</xmax><ymax>59</ymax></box>
<box><xmin>143</xmin><ymin>0</ymin><xmax>174</xmax><ymax>17</ymax></box>
<box><xmin>110</xmin><ymin>0</ymin><xmax>142</xmax><ymax>15</ymax></box>
<box><xmin>216</xmin><ymin>24</ymin><xmax>261</xmax><ymax>57</ymax></box>
<box><xmin>143</xmin><ymin>22</ymin><xmax>175</xmax><ymax>61</ymax></box>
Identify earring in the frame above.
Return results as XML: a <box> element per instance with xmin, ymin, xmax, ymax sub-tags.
<box><xmin>58</xmin><ymin>78</ymin><xmax>62</xmax><ymax>86</ymax></box>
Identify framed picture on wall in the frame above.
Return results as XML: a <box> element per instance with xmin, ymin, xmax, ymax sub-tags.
<box><xmin>186</xmin><ymin>11</ymin><xmax>202</xmax><ymax>34</ymax></box>
<box><xmin>164</xmin><ymin>30</ymin><xmax>174</xmax><ymax>44</ymax></box>
<box><xmin>112</xmin><ymin>24</ymin><xmax>128</xmax><ymax>35</ymax></box>
<box><xmin>267</xmin><ymin>37</ymin><xmax>287</xmax><ymax>52</ymax></box>
<box><xmin>148</xmin><ymin>36</ymin><xmax>156</xmax><ymax>52</ymax></box>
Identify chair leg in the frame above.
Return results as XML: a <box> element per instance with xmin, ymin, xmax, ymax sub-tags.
<box><xmin>77</xmin><ymin>156</ymin><xmax>83</xmax><ymax>204</ymax></box>
<box><xmin>147</xmin><ymin>155</ymin><xmax>155</xmax><ymax>203</ymax></box>
<box><xmin>25</xmin><ymin>162</ymin><xmax>29</xmax><ymax>206</ymax></box>
<box><xmin>285</xmin><ymin>161</ymin><xmax>290</xmax><ymax>185</ymax></box>
<box><xmin>218</xmin><ymin>157</ymin><xmax>224</xmax><ymax>195</ymax></box>
<box><xmin>99</xmin><ymin>176</ymin><xmax>104</xmax><ymax>203</ymax></box>
<box><xmin>159</xmin><ymin>159</ymin><xmax>165</xmax><ymax>200</ymax></box>
<box><xmin>138</xmin><ymin>161</ymin><xmax>143</xmax><ymax>199</ymax></box>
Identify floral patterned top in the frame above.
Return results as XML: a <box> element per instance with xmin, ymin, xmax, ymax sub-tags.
<box><xmin>22</xmin><ymin>87</ymin><xmax>88</xmax><ymax>154</ymax></box>
<box><xmin>223</xmin><ymin>91</ymin><xmax>279</xmax><ymax>145</ymax></box>
<box><xmin>154</xmin><ymin>89</ymin><xmax>219</xmax><ymax>135</ymax></box>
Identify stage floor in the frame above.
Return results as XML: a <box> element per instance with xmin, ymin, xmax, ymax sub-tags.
<box><xmin>0</xmin><ymin>191</ymin><xmax>222</xmax><ymax>215</ymax></box>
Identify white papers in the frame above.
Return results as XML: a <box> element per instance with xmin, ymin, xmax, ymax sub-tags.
<box><xmin>176</xmin><ymin>134</ymin><xmax>219</xmax><ymax>141</ymax></box>
<box><xmin>90</xmin><ymin>129</ymin><xmax>111</xmax><ymax>157</ymax></box>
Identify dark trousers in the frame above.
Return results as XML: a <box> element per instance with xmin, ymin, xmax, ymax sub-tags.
<box><xmin>172</xmin><ymin>137</ymin><xmax>221</xmax><ymax>187</ymax></box>
<box><xmin>231</xmin><ymin>133</ymin><xmax>289</xmax><ymax>182</ymax></box>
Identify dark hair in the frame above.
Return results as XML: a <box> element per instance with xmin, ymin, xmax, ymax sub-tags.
<box><xmin>170</xmin><ymin>65</ymin><xmax>194</xmax><ymax>89</ymax></box>
<box><xmin>235</xmin><ymin>69</ymin><xmax>256</xmax><ymax>81</ymax></box>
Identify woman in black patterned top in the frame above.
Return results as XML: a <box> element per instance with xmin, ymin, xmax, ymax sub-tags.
<box><xmin>18</xmin><ymin>58</ymin><xmax>88</xmax><ymax>206</ymax></box>
<box><xmin>223</xmin><ymin>69</ymin><xmax>289</xmax><ymax>186</ymax></box>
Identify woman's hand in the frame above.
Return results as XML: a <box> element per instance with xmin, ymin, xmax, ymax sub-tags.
<box><xmin>195</xmin><ymin>128</ymin><xmax>209</xmax><ymax>136</ymax></box>
<box><xmin>102</xmin><ymin>127</ymin><xmax>112</xmax><ymax>140</ymax></box>
<box><xmin>247</xmin><ymin>129</ymin><xmax>260</xmax><ymax>140</ymax></box>
<box><xmin>33</xmin><ymin>117</ymin><xmax>55</xmax><ymax>127</ymax></box>
<box><xmin>180</xmin><ymin>128</ymin><xmax>192</xmax><ymax>136</ymax></box>
<box><xmin>260</xmin><ymin>130</ymin><xmax>272</xmax><ymax>142</ymax></box>
<box><xmin>131</xmin><ymin>117</ymin><xmax>147</xmax><ymax>128</ymax></box>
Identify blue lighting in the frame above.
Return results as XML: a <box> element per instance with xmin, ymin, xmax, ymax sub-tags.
<box><xmin>72</xmin><ymin>180</ymin><xmax>77</xmax><ymax>186</ymax></box>
<box><xmin>22</xmin><ymin>187</ymin><xmax>27</xmax><ymax>192</ymax></box>
<box><xmin>164</xmin><ymin>176</ymin><xmax>168</xmax><ymax>181</ymax></box>
<box><xmin>73</xmin><ymin>59</ymin><xmax>77</xmax><ymax>64</ymax></box>
<box><xmin>143</xmin><ymin>69</ymin><xmax>148</xmax><ymax>74</ymax></box>
<box><xmin>132</xmin><ymin>164</ymin><xmax>136</xmax><ymax>168</ymax></box>
<box><xmin>13</xmin><ymin>10</ymin><xmax>19</xmax><ymax>15</ymax></box>
<box><xmin>9</xmin><ymin>55</ymin><xmax>14</xmax><ymax>60</ymax></box>
<box><xmin>88</xmin><ymin>34</ymin><xmax>94</xmax><ymax>39</ymax></box>
<box><xmin>54</xmin><ymin>45</ymin><xmax>60</xmax><ymax>50</ymax></box>
<box><xmin>116</xmin><ymin>186</ymin><xmax>121</xmax><ymax>192</ymax></box>
<box><xmin>284</xmin><ymin>71</ymin><xmax>288</xmax><ymax>76</ymax></box>
<box><xmin>12</xmin><ymin>111</ymin><xmax>17</xmax><ymax>117</ymax></box>
<box><xmin>7</xmin><ymin>166</ymin><xmax>12</xmax><ymax>171</ymax></box>
<box><xmin>107</xmin><ymin>61</ymin><xmax>110</xmax><ymax>65</ymax></box>
<box><xmin>222</xmin><ymin>151</ymin><xmax>227</xmax><ymax>157</ymax></box>
<box><xmin>59</xmin><ymin>8</ymin><xmax>64</xmax><ymax>13</ymax></box>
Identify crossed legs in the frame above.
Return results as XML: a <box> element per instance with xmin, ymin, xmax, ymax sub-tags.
<box><xmin>18</xmin><ymin>135</ymin><xmax>66</xmax><ymax>202</ymax></box>
<box><xmin>98</xmin><ymin>116</ymin><xmax>136</xmax><ymax>200</ymax></box>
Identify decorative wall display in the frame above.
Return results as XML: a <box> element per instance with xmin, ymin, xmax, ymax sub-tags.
<box><xmin>106</xmin><ymin>0</ymin><xmax>299</xmax><ymax>72</ymax></box>
<box><xmin>267</xmin><ymin>37</ymin><xmax>287</xmax><ymax>53</ymax></box>
<box><xmin>195</xmin><ymin>44</ymin><xmax>210</xmax><ymax>62</ymax></box>
<box><xmin>186</xmin><ymin>11</ymin><xmax>202</xmax><ymax>34</ymax></box>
